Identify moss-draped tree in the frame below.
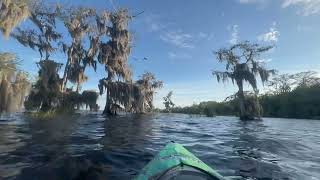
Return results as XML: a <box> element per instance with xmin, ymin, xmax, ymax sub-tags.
<box><xmin>213</xmin><ymin>41</ymin><xmax>275</xmax><ymax>120</ymax></box>
<box><xmin>163</xmin><ymin>91</ymin><xmax>175</xmax><ymax>113</ymax></box>
<box><xmin>136</xmin><ymin>72</ymin><xmax>163</xmax><ymax>113</ymax></box>
<box><xmin>59</xmin><ymin>7</ymin><xmax>96</xmax><ymax>92</ymax></box>
<box><xmin>0</xmin><ymin>0</ymin><xmax>30</xmax><ymax>38</ymax></box>
<box><xmin>10</xmin><ymin>2</ymin><xmax>64</xmax><ymax>111</ymax></box>
<box><xmin>94</xmin><ymin>9</ymin><xmax>133</xmax><ymax>115</ymax></box>
<box><xmin>0</xmin><ymin>52</ymin><xmax>30</xmax><ymax>113</ymax></box>
<box><xmin>2</xmin><ymin>2</ymin><xmax>160</xmax><ymax>114</ymax></box>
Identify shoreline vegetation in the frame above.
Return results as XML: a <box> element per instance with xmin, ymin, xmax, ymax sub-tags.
<box><xmin>0</xmin><ymin>0</ymin><xmax>319</xmax><ymax>120</ymax></box>
<box><xmin>165</xmin><ymin>71</ymin><xmax>320</xmax><ymax>120</ymax></box>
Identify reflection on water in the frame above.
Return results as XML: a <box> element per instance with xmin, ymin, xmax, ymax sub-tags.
<box><xmin>0</xmin><ymin>113</ymin><xmax>320</xmax><ymax>179</ymax></box>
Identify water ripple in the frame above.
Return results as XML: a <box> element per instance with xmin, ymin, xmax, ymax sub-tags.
<box><xmin>0</xmin><ymin>113</ymin><xmax>319</xmax><ymax>179</ymax></box>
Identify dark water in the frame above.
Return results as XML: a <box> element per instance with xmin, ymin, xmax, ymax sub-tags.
<box><xmin>0</xmin><ymin>113</ymin><xmax>319</xmax><ymax>180</ymax></box>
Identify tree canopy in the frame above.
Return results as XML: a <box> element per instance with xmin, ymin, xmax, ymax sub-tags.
<box><xmin>0</xmin><ymin>0</ymin><xmax>30</xmax><ymax>38</ymax></box>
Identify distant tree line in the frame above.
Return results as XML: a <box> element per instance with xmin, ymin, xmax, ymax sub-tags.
<box><xmin>169</xmin><ymin>71</ymin><xmax>320</xmax><ymax>120</ymax></box>
<box><xmin>261</xmin><ymin>71</ymin><xmax>320</xmax><ymax>119</ymax></box>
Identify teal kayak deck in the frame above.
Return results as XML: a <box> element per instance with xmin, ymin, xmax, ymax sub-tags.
<box><xmin>134</xmin><ymin>142</ymin><xmax>226</xmax><ymax>180</ymax></box>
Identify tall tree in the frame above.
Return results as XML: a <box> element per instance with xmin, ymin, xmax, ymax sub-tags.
<box><xmin>213</xmin><ymin>41</ymin><xmax>275</xmax><ymax>120</ymax></box>
<box><xmin>0</xmin><ymin>52</ymin><xmax>30</xmax><ymax>113</ymax></box>
<box><xmin>136</xmin><ymin>72</ymin><xmax>163</xmax><ymax>113</ymax></box>
<box><xmin>267</xmin><ymin>73</ymin><xmax>295</xmax><ymax>95</ymax></box>
<box><xmin>0</xmin><ymin>53</ymin><xmax>19</xmax><ymax>112</ymax></box>
<box><xmin>95</xmin><ymin>9</ymin><xmax>133</xmax><ymax>115</ymax></box>
<box><xmin>58</xmin><ymin>7</ymin><xmax>96</xmax><ymax>92</ymax></box>
<box><xmin>163</xmin><ymin>91</ymin><xmax>175</xmax><ymax>112</ymax></box>
<box><xmin>11</xmin><ymin>2</ymin><xmax>64</xmax><ymax>111</ymax></box>
<box><xmin>24</xmin><ymin>60</ymin><xmax>63</xmax><ymax>111</ymax></box>
<box><xmin>0</xmin><ymin>0</ymin><xmax>30</xmax><ymax>38</ymax></box>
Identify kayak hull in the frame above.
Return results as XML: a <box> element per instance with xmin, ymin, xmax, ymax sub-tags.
<box><xmin>134</xmin><ymin>142</ymin><xmax>226</xmax><ymax>180</ymax></box>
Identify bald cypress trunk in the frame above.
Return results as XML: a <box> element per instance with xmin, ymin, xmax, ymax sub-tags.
<box><xmin>61</xmin><ymin>56</ymin><xmax>71</xmax><ymax>92</ymax></box>
<box><xmin>237</xmin><ymin>80</ymin><xmax>247</xmax><ymax>120</ymax></box>
<box><xmin>0</xmin><ymin>77</ymin><xmax>9</xmax><ymax>113</ymax></box>
<box><xmin>237</xmin><ymin>80</ymin><xmax>256</xmax><ymax>120</ymax></box>
<box><xmin>102</xmin><ymin>74</ymin><xmax>113</xmax><ymax>115</ymax></box>
<box><xmin>254</xmin><ymin>93</ymin><xmax>262</xmax><ymax>120</ymax></box>
<box><xmin>103</xmin><ymin>88</ymin><xmax>114</xmax><ymax>115</ymax></box>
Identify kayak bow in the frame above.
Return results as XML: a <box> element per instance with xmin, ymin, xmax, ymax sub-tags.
<box><xmin>134</xmin><ymin>142</ymin><xmax>226</xmax><ymax>180</ymax></box>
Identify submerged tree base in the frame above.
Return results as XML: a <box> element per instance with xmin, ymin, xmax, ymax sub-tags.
<box><xmin>102</xmin><ymin>108</ymin><xmax>116</xmax><ymax>116</ymax></box>
<box><xmin>239</xmin><ymin>115</ymin><xmax>261</xmax><ymax>121</ymax></box>
<box><xmin>25</xmin><ymin>109</ymin><xmax>80</xmax><ymax>119</ymax></box>
<box><xmin>26</xmin><ymin>111</ymin><xmax>59</xmax><ymax>119</ymax></box>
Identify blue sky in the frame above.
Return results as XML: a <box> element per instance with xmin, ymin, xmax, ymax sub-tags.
<box><xmin>1</xmin><ymin>0</ymin><xmax>320</xmax><ymax>108</ymax></box>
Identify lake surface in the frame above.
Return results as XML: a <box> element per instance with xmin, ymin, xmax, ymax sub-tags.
<box><xmin>0</xmin><ymin>113</ymin><xmax>319</xmax><ymax>180</ymax></box>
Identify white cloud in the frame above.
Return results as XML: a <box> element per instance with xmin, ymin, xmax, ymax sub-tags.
<box><xmin>160</xmin><ymin>30</ymin><xmax>194</xmax><ymax>48</ymax></box>
<box><xmin>168</xmin><ymin>52</ymin><xmax>192</xmax><ymax>59</ymax></box>
<box><xmin>160</xmin><ymin>30</ymin><xmax>214</xmax><ymax>48</ymax></box>
<box><xmin>144</xmin><ymin>14</ymin><xmax>166</xmax><ymax>32</ymax></box>
<box><xmin>258</xmin><ymin>22</ymin><xmax>280</xmax><ymax>42</ymax></box>
<box><xmin>198</xmin><ymin>32</ymin><xmax>214</xmax><ymax>40</ymax></box>
<box><xmin>228</xmin><ymin>25</ymin><xmax>239</xmax><ymax>44</ymax></box>
<box><xmin>149</xmin><ymin>23</ymin><xmax>164</xmax><ymax>32</ymax></box>
<box><xmin>198</xmin><ymin>32</ymin><xmax>207</xmax><ymax>39</ymax></box>
<box><xmin>238</xmin><ymin>0</ymin><xmax>320</xmax><ymax>16</ymax></box>
<box><xmin>282</xmin><ymin>0</ymin><xmax>320</xmax><ymax>16</ymax></box>
<box><xmin>143</xmin><ymin>14</ymin><xmax>214</xmax><ymax>48</ymax></box>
